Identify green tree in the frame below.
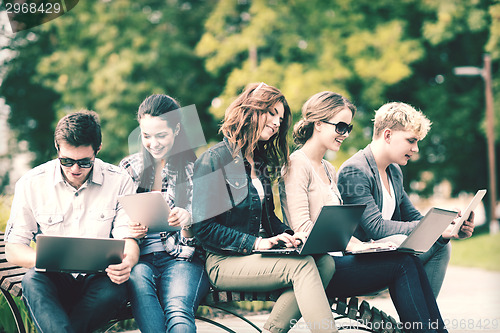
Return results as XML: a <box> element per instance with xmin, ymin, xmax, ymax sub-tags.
<box><xmin>1</xmin><ymin>28</ymin><xmax>60</xmax><ymax>167</ymax></box>
<box><xmin>1</xmin><ymin>0</ymin><xmax>219</xmax><ymax>166</ymax></box>
<box><xmin>396</xmin><ymin>0</ymin><xmax>497</xmax><ymax>198</ymax></box>
<box><xmin>196</xmin><ymin>0</ymin><xmax>499</xmax><ymax>201</ymax></box>
<box><xmin>196</xmin><ymin>0</ymin><xmax>426</xmax><ymax>153</ymax></box>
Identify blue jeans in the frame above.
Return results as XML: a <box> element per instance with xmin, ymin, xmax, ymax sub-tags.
<box><xmin>376</xmin><ymin>234</ymin><xmax>451</xmax><ymax>297</ymax></box>
<box><xmin>22</xmin><ymin>268</ymin><xmax>127</xmax><ymax>333</ymax></box>
<box><xmin>128</xmin><ymin>252</ymin><xmax>210</xmax><ymax>333</ymax></box>
<box><xmin>327</xmin><ymin>253</ymin><xmax>447</xmax><ymax>333</ymax></box>
<box><xmin>419</xmin><ymin>241</ymin><xmax>451</xmax><ymax>297</ymax></box>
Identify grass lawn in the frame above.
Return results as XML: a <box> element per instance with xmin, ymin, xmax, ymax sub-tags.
<box><xmin>450</xmin><ymin>231</ymin><xmax>500</xmax><ymax>271</ymax></box>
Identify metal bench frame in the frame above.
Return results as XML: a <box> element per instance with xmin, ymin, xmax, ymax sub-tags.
<box><xmin>0</xmin><ymin>233</ymin><xmax>403</xmax><ymax>333</ymax></box>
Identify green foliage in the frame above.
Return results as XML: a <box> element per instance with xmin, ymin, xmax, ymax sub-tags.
<box><xmin>450</xmin><ymin>233</ymin><xmax>500</xmax><ymax>271</ymax></box>
<box><xmin>0</xmin><ymin>295</ymin><xmax>36</xmax><ymax>333</ymax></box>
<box><xmin>0</xmin><ymin>196</ymin><xmax>12</xmax><ymax>232</ymax></box>
<box><xmin>195</xmin><ymin>0</ymin><xmax>429</xmax><ymax>162</ymax></box>
<box><xmin>233</xmin><ymin>300</ymin><xmax>274</xmax><ymax>312</ymax></box>
<box><xmin>0</xmin><ymin>30</ymin><xmax>60</xmax><ymax>167</ymax></box>
<box><xmin>2</xmin><ymin>0</ymin><xmax>220</xmax><ymax>166</ymax></box>
<box><xmin>486</xmin><ymin>3</ymin><xmax>500</xmax><ymax>60</ymax></box>
<box><xmin>0</xmin><ymin>195</ymin><xmax>33</xmax><ymax>333</ymax></box>
<box><xmin>422</xmin><ymin>0</ymin><xmax>490</xmax><ymax>45</ymax></box>
<box><xmin>1</xmin><ymin>0</ymin><xmax>499</xmax><ymax>211</ymax></box>
<box><xmin>95</xmin><ymin>318</ymin><xmax>138</xmax><ymax>332</ymax></box>
<box><xmin>194</xmin><ymin>0</ymin><xmax>500</xmax><ymax>206</ymax></box>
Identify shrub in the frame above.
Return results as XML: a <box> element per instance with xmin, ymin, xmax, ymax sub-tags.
<box><xmin>0</xmin><ymin>195</ymin><xmax>12</xmax><ymax>232</ymax></box>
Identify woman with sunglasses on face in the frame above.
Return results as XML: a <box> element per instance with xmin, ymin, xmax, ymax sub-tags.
<box><xmin>192</xmin><ymin>83</ymin><xmax>338</xmax><ymax>333</ymax></box>
<box><xmin>119</xmin><ymin>94</ymin><xmax>210</xmax><ymax>333</ymax></box>
<box><xmin>280</xmin><ymin>92</ymin><xmax>448</xmax><ymax>333</ymax></box>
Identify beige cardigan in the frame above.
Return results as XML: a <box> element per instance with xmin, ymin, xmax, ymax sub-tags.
<box><xmin>280</xmin><ymin>150</ymin><xmax>342</xmax><ymax>233</ymax></box>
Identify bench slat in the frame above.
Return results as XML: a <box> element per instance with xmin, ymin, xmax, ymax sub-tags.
<box><xmin>335</xmin><ymin>297</ymin><xmax>348</xmax><ymax>316</ymax></box>
<box><xmin>1</xmin><ymin>274</ymin><xmax>24</xmax><ymax>297</ymax></box>
<box><xmin>359</xmin><ymin>300</ymin><xmax>372</xmax><ymax>322</ymax></box>
<box><xmin>0</xmin><ymin>262</ymin><xmax>20</xmax><ymax>271</ymax></box>
<box><xmin>347</xmin><ymin>296</ymin><xmax>359</xmax><ymax>320</ymax></box>
<box><xmin>0</xmin><ymin>267</ymin><xmax>28</xmax><ymax>276</ymax></box>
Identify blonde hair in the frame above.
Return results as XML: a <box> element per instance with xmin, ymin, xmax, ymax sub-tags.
<box><xmin>220</xmin><ymin>82</ymin><xmax>291</xmax><ymax>168</ymax></box>
<box><xmin>293</xmin><ymin>91</ymin><xmax>356</xmax><ymax>146</ymax></box>
<box><xmin>373</xmin><ymin>102</ymin><xmax>431</xmax><ymax>140</ymax></box>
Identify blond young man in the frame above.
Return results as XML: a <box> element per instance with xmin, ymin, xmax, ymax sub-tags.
<box><xmin>337</xmin><ymin>102</ymin><xmax>475</xmax><ymax>297</ymax></box>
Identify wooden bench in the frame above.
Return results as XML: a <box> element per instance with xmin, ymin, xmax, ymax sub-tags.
<box><xmin>0</xmin><ymin>233</ymin><xmax>403</xmax><ymax>332</ymax></box>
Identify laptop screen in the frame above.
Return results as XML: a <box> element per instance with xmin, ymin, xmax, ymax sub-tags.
<box><xmin>35</xmin><ymin>235</ymin><xmax>125</xmax><ymax>273</ymax></box>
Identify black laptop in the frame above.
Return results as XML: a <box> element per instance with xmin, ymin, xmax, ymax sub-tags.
<box><xmin>35</xmin><ymin>235</ymin><xmax>125</xmax><ymax>273</ymax></box>
<box><xmin>253</xmin><ymin>204</ymin><xmax>366</xmax><ymax>255</ymax></box>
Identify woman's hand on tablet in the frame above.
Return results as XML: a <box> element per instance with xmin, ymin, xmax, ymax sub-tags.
<box><xmin>128</xmin><ymin>222</ymin><xmax>148</xmax><ymax>239</ymax></box>
<box><xmin>168</xmin><ymin>207</ymin><xmax>191</xmax><ymax>228</ymax></box>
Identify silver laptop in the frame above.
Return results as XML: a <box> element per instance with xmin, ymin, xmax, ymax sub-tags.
<box><xmin>118</xmin><ymin>192</ymin><xmax>179</xmax><ymax>233</ymax></box>
<box><xmin>346</xmin><ymin>207</ymin><xmax>457</xmax><ymax>255</ymax></box>
<box><xmin>253</xmin><ymin>204</ymin><xmax>366</xmax><ymax>255</ymax></box>
<box><xmin>35</xmin><ymin>235</ymin><xmax>125</xmax><ymax>273</ymax></box>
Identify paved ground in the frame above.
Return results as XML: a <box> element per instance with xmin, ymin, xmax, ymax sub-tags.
<box><xmin>359</xmin><ymin>266</ymin><xmax>500</xmax><ymax>333</ymax></box>
<box><xmin>123</xmin><ymin>265</ymin><xmax>500</xmax><ymax>332</ymax></box>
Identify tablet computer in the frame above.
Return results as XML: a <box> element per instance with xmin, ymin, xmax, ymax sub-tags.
<box><xmin>118</xmin><ymin>192</ymin><xmax>179</xmax><ymax>232</ymax></box>
<box><xmin>449</xmin><ymin>189</ymin><xmax>486</xmax><ymax>237</ymax></box>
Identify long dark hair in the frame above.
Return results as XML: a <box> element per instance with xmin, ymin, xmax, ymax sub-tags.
<box><xmin>137</xmin><ymin>94</ymin><xmax>196</xmax><ymax>208</ymax></box>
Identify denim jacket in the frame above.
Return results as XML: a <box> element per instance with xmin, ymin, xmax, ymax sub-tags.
<box><xmin>192</xmin><ymin>138</ymin><xmax>291</xmax><ymax>256</ymax></box>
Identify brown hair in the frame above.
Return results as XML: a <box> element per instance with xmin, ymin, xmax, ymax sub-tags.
<box><xmin>54</xmin><ymin>110</ymin><xmax>101</xmax><ymax>153</ymax></box>
<box><xmin>220</xmin><ymin>82</ymin><xmax>291</xmax><ymax>169</ymax></box>
<box><xmin>294</xmin><ymin>91</ymin><xmax>356</xmax><ymax>146</ymax></box>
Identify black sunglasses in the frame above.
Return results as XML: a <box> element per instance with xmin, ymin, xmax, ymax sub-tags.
<box><xmin>58</xmin><ymin>157</ymin><xmax>94</xmax><ymax>168</ymax></box>
<box><xmin>321</xmin><ymin>120</ymin><xmax>353</xmax><ymax>135</ymax></box>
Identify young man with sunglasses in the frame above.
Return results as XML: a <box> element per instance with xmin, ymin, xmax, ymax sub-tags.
<box><xmin>5</xmin><ymin>110</ymin><xmax>140</xmax><ymax>332</ymax></box>
<box><xmin>337</xmin><ymin>102</ymin><xmax>475</xmax><ymax>297</ymax></box>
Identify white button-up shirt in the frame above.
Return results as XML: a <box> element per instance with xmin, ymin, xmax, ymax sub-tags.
<box><xmin>6</xmin><ymin>158</ymin><xmax>135</xmax><ymax>246</ymax></box>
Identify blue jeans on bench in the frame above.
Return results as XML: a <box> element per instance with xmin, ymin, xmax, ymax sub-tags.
<box><xmin>375</xmin><ymin>234</ymin><xmax>451</xmax><ymax>297</ymax></box>
<box><xmin>22</xmin><ymin>268</ymin><xmax>127</xmax><ymax>333</ymax></box>
<box><xmin>128</xmin><ymin>251</ymin><xmax>210</xmax><ymax>333</ymax></box>
<box><xmin>327</xmin><ymin>253</ymin><xmax>447</xmax><ymax>333</ymax></box>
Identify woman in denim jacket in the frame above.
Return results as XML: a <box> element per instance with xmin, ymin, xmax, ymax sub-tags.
<box><xmin>192</xmin><ymin>83</ymin><xmax>338</xmax><ymax>333</ymax></box>
<box><xmin>120</xmin><ymin>94</ymin><xmax>210</xmax><ymax>333</ymax></box>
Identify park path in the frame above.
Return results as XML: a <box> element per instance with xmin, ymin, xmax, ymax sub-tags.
<box><xmin>359</xmin><ymin>265</ymin><xmax>500</xmax><ymax>333</ymax></box>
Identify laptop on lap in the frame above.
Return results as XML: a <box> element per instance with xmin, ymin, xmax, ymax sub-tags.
<box><xmin>346</xmin><ymin>207</ymin><xmax>458</xmax><ymax>255</ymax></box>
<box><xmin>35</xmin><ymin>235</ymin><xmax>125</xmax><ymax>273</ymax></box>
<box><xmin>253</xmin><ymin>204</ymin><xmax>366</xmax><ymax>255</ymax></box>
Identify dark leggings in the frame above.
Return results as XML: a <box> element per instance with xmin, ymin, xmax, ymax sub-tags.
<box><xmin>327</xmin><ymin>253</ymin><xmax>447</xmax><ymax>333</ymax></box>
